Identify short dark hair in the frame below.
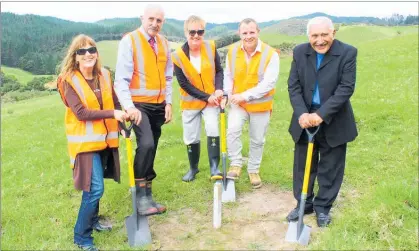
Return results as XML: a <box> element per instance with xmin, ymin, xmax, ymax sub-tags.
<box><xmin>238</xmin><ymin>18</ymin><xmax>260</xmax><ymax>31</ymax></box>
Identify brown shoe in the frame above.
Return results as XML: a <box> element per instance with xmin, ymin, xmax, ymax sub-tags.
<box><xmin>227</xmin><ymin>166</ymin><xmax>241</xmax><ymax>179</ymax></box>
<box><xmin>249</xmin><ymin>173</ymin><xmax>262</xmax><ymax>189</ymax></box>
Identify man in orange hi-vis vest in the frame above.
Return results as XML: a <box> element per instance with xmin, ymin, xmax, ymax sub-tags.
<box><xmin>114</xmin><ymin>4</ymin><xmax>173</xmax><ymax>217</ymax></box>
<box><xmin>222</xmin><ymin>18</ymin><xmax>280</xmax><ymax>189</ymax></box>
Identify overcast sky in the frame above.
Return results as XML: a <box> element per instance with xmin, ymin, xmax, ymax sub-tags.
<box><xmin>2</xmin><ymin>1</ymin><xmax>418</xmax><ymax>23</ymax></box>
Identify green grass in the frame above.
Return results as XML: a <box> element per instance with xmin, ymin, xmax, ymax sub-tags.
<box><xmin>259</xmin><ymin>25</ymin><xmax>419</xmax><ymax>48</ymax></box>
<box><xmin>310</xmin><ymin>32</ymin><xmax>419</xmax><ymax>250</ymax></box>
<box><xmin>336</xmin><ymin>25</ymin><xmax>419</xmax><ymax>46</ymax></box>
<box><xmin>96</xmin><ymin>40</ymin><xmax>119</xmax><ymax>70</ymax></box>
<box><xmin>97</xmin><ymin>40</ymin><xmax>183</xmax><ymax>70</ymax></box>
<box><xmin>1</xmin><ymin>26</ymin><xmax>418</xmax><ymax>250</ymax></box>
<box><xmin>1</xmin><ymin>66</ymin><xmax>52</xmax><ymax>84</ymax></box>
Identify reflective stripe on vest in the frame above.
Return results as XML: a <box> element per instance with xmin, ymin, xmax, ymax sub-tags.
<box><xmin>228</xmin><ymin>42</ymin><xmax>276</xmax><ymax>112</ymax></box>
<box><xmin>129</xmin><ymin>30</ymin><xmax>168</xmax><ymax>103</ymax></box>
<box><xmin>69</xmin><ymin>74</ymin><xmax>105</xmax><ymax>143</ymax></box>
<box><xmin>63</xmin><ymin>68</ymin><xmax>119</xmax><ymax>168</ymax></box>
<box><xmin>230</xmin><ymin>43</ymin><xmax>272</xmax><ymax>83</ymax></box>
<box><xmin>172</xmin><ymin>40</ymin><xmax>216</xmax><ymax>110</ymax></box>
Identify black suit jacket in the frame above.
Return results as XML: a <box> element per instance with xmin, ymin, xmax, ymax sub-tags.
<box><xmin>288</xmin><ymin>39</ymin><xmax>358</xmax><ymax>147</ymax></box>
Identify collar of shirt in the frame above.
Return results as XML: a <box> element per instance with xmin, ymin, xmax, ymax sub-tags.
<box><xmin>240</xmin><ymin>38</ymin><xmax>262</xmax><ymax>58</ymax></box>
<box><xmin>139</xmin><ymin>26</ymin><xmax>156</xmax><ymax>43</ymax></box>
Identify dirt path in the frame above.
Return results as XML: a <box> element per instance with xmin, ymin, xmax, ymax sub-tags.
<box><xmin>148</xmin><ymin>185</ymin><xmax>323</xmax><ymax>250</ymax></box>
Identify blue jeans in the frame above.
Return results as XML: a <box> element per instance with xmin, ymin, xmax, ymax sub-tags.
<box><xmin>74</xmin><ymin>153</ymin><xmax>104</xmax><ymax>247</ymax></box>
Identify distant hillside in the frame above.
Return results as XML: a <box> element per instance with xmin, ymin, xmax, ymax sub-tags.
<box><xmin>0</xmin><ymin>13</ymin><xmax>185</xmax><ymax>75</ymax></box>
<box><xmin>1</xmin><ymin>66</ymin><xmax>51</xmax><ymax>84</ymax></box>
<box><xmin>96</xmin><ymin>18</ymin><xmax>281</xmax><ymax>38</ymax></box>
<box><xmin>293</xmin><ymin>12</ymin><xmax>387</xmax><ymax>25</ymax></box>
<box><xmin>262</xmin><ymin>19</ymin><xmax>308</xmax><ymax>36</ymax></box>
<box><xmin>94</xmin><ymin>17</ymin><xmax>184</xmax><ymax>40</ymax></box>
<box><xmin>261</xmin><ymin>12</ymin><xmax>418</xmax><ymax>36</ymax></box>
<box><xmin>2</xmin><ymin>11</ymin><xmax>417</xmax><ymax>75</ymax></box>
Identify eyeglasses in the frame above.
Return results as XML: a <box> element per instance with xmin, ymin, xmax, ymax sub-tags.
<box><xmin>76</xmin><ymin>47</ymin><xmax>97</xmax><ymax>55</ymax></box>
<box><xmin>189</xmin><ymin>29</ymin><xmax>205</xmax><ymax>36</ymax></box>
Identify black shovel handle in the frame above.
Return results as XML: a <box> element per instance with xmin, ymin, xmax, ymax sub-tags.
<box><xmin>119</xmin><ymin>121</ymin><xmax>134</xmax><ymax>138</ymax></box>
<box><xmin>305</xmin><ymin>125</ymin><xmax>321</xmax><ymax>143</ymax></box>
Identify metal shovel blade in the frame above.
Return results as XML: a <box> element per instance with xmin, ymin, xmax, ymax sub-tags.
<box><xmin>213</xmin><ymin>181</ymin><xmax>222</xmax><ymax>229</ymax></box>
<box><xmin>221</xmin><ymin>179</ymin><xmax>236</xmax><ymax>203</ymax></box>
<box><xmin>285</xmin><ymin>221</ymin><xmax>311</xmax><ymax>246</ymax></box>
<box><xmin>125</xmin><ymin>213</ymin><xmax>152</xmax><ymax>247</ymax></box>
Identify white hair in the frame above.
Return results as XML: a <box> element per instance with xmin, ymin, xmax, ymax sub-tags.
<box><xmin>306</xmin><ymin>16</ymin><xmax>334</xmax><ymax>36</ymax></box>
<box><xmin>143</xmin><ymin>4</ymin><xmax>165</xmax><ymax>16</ymax></box>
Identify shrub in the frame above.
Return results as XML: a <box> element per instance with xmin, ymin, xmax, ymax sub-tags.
<box><xmin>1</xmin><ymin>90</ymin><xmax>55</xmax><ymax>103</ymax></box>
<box><xmin>24</xmin><ymin>76</ymin><xmax>54</xmax><ymax>91</ymax></box>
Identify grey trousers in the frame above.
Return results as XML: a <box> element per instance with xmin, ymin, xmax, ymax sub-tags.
<box><xmin>182</xmin><ymin>106</ymin><xmax>220</xmax><ymax>145</ymax></box>
<box><xmin>227</xmin><ymin>104</ymin><xmax>271</xmax><ymax>173</ymax></box>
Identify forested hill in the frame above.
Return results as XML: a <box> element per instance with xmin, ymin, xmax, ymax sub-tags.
<box><xmin>2</xmin><ymin>11</ymin><xmax>417</xmax><ymax>75</ymax></box>
<box><xmin>0</xmin><ymin>12</ymin><xmax>269</xmax><ymax>75</ymax></box>
<box><xmin>1</xmin><ymin>13</ymin><xmax>184</xmax><ymax>75</ymax></box>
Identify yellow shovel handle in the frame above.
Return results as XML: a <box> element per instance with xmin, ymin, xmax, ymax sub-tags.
<box><xmin>126</xmin><ymin>138</ymin><xmax>135</xmax><ymax>188</ymax></box>
<box><xmin>220</xmin><ymin>112</ymin><xmax>226</xmax><ymax>153</ymax></box>
<box><xmin>302</xmin><ymin>142</ymin><xmax>314</xmax><ymax>194</ymax></box>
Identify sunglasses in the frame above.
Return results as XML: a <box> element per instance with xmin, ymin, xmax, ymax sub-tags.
<box><xmin>76</xmin><ymin>47</ymin><xmax>97</xmax><ymax>55</ymax></box>
<box><xmin>189</xmin><ymin>29</ymin><xmax>205</xmax><ymax>36</ymax></box>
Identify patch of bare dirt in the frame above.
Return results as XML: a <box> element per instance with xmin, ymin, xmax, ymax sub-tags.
<box><xmin>148</xmin><ymin>185</ymin><xmax>323</xmax><ymax>250</ymax></box>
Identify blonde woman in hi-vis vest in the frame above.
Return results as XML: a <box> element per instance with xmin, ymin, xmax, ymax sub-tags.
<box><xmin>57</xmin><ymin>34</ymin><xmax>127</xmax><ymax>251</ymax></box>
<box><xmin>222</xmin><ymin>18</ymin><xmax>280</xmax><ymax>189</ymax></box>
<box><xmin>172</xmin><ymin>15</ymin><xmax>224</xmax><ymax>182</ymax></box>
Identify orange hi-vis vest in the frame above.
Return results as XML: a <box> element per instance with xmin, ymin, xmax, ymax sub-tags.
<box><xmin>228</xmin><ymin>41</ymin><xmax>276</xmax><ymax>112</ymax></box>
<box><xmin>128</xmin><ymin>29</ymin><xmax>169</xmax><ymax>104</ymax></box>
<box><xmin>172</xmin><ymin>40</ymin><xmax>216</xmax><ymax>110</ymax></box>
<box><xmin>59</xmin><ymin>68</ymin><xmax>119</xmax><ymax>168</ymax></box>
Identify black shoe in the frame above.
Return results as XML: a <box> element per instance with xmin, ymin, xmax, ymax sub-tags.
<box><xmin>286</xmin><ymin>206</ymin><xmax>314</xmax><ymax>222</ymax></box>
<box><xmin>77</xmin><ymin>245</ymin><xmax>98</xmax><ymax>251</ymax></box>
<box><xmin>93</xmin><ymin>222</ymin><xmax>112</xmax><ymax>232</ymax></box>
<box><xmin>316</xmin><ymin>212</ymin><xmax>331</xmax><ymax>227</ymax></box>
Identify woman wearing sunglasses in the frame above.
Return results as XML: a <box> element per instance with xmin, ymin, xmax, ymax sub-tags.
<box><xmin>172</xmin><ymin>15</ymin><xmax>224</xmax><ymax>182</ymax></box>
<box><xmin>57</xmin><ymin>34</ymin><xmax>127</xmax><ymax>251</ymax></box>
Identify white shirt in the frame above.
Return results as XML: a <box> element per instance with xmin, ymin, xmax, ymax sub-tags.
<box><xmin>189</xmin><ymin>54</ymin><xmax>201</xmax><ymax>74</ymax></box>
<box><xmin>223</xmin><ymin>39</ymin><xmax>280</xmax><ymax>101</ymax></box>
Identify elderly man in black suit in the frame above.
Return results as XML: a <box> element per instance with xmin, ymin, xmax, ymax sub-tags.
<box><xmin>286</xmin><ymin>16</ymin><xmax>358</xmax><ymax>227</ymax></box>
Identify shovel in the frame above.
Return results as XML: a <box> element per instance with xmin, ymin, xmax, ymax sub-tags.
<box><xmin>285</xmin><ymin>125</ymin><xmax>320</xmax><ymax>246</ymax></box>
<box><xmin>219</xmin><ymin>95</ymin><xmax>236</xmax><ymax>202</ymax></box>
<box><xmin>120</xmin><ymin>121</ymin><xmax>152</xmax><ymax>247</ymax></box>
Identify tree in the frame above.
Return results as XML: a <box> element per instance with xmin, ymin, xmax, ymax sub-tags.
<box><xmin>405</xmin><ymin>15</ymin><xmax>419</xmax><ymax>25</ymax></box>
<box><xmin>26</xmin><ymin>76</ymin><xmax>54</xmax><ymax>91</ymax></box>
<box><xmin>0</xmin><ymin>72</ymin><xmax>22</xmax><ymax>94</ymax></box>
<box><xmin>385</xmin><ymin>13</ymin><xmax>405</xmax><ymax>26</ymax></box>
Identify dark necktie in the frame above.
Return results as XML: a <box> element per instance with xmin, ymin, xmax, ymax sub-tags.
<box><xmin>148</xmin><ymin>38</ymin><xmax>156</xmax><ymax>54</ymax></box>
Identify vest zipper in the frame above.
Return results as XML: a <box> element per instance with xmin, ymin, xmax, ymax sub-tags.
<box><xmin>199</xmin><ymin>74</ymin><xmax>205</xmax><ymax>92</ymax></box>
<box><xmin>99</xmin><ymin>86</ymin><xmax>110</xmax><ymax>147</ymax></box>
<box><xmin>155</xmin><ymin>48</ymin><xmax>162</xmax><ymax>104</ymax></box>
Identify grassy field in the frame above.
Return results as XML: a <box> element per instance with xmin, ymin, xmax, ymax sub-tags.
<box><xmin>97</xmin><ymin>40</ymin><xmax>182</xmax><ymax>70</ymax></box>
<box><xmin>1</xmin><ymin>26</ymin><xmax>418</xmax><ymax>250</ymax></box>
<box><xmin>260</xmin><ymin>25</ymin><xmax>419</xmax><ymax>47</ymax></box>
<box><xmin>1</xmin><ymin>66</ymin><xmax>52</xmax><ymax>84</ymax></box>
